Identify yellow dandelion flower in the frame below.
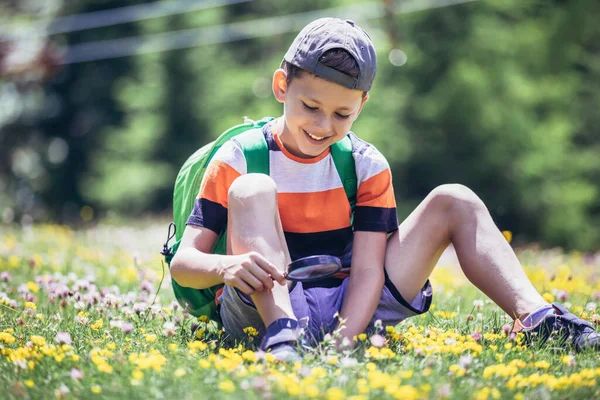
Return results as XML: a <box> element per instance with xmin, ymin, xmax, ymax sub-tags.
<box><xmin>502</xmin><ymin>230</ymin><xmax>512</xmax><ymax>243</ymax></box>
<box><xmin>561</xmin><ymin>355</ymin><xmax>574</xmax><ymax>365</ymax></box>
<box><xmin>189</xmin><ymin>341</ymin><xmax>207</xmax><ymax>352</ymax></box>
<box><xmin>174</xmin><ymin>368</ymin><xmax>186</xmax><ymax>377</ymax></box>
<box><xmin>357</xmin><ymin>378</ymin><xmax>369</xmax><ymax>394</ymax></box>
<box><xmin>132</xmin><ymin>370</ymin><xmax>144</xmax><ymax>380</ymax></box>
<box><xmin>0</xmin><ymin>332</ymin><xmax>16</xmax><ymax>343</ymax></box>
<box><xmin>91</xmin><ymin>385</ymin><xmax>102</xmax><ymax>394</ymax></box>
<box><xmin>168</xmin><ymin>343</ymin><xmax>178</xmax><ymax>352</ymax></box>
<box><xmin>24</xmin><ymin>302</ymin><xmax>36</xmax><ymax>310</ymax></box>
<box><xmin>30</xmin><ymin>335</ymin><xmax>46</xmax><ymax>346</ymax></box>
<box><xmin>242</xmin><ymin>350</ymin><xmax>257</xmax><ymax>362</ymax></box>
<box><xmin>394</xmin><ymin>385</ymin><xmax>419</xmax><ymax>400</ymax></box>
<box><xmin>218</xmin><ymin>380</ymin><xmax>235</xmax><ymax>392</ymax></box>
<box><xmin>400</xmin><ymin>370</ymin><xmax>414</xmax><ymax>379</ymax></box>
<box><xmin>326</xmin><ymin>356</ymin><xmax>339</xmax><ymax>365</ymax></box>
<box><xmin>542</xmin><ymin>292</ymin><xmax>555</xmax><ymax>303</ymax></box>
<box><xmin>97</xmin><ymin>363</ymin><xmax>113</xmax><ymax>374</ymax></box>
<box><xmin>24</xmin><ymin>380</ymin><xmax>34</xmax><ymax>388</ymax></box>
<box><xmin>26</xmin><ymin>282</ymin><xmax>39</xmax><ymax>293</ymax></box>
<box><xmin>199</xmin><ymin>359</ymin><xmax>211</xmax><ymax>369</ymax></box>
<box><xmin>305</xmin><ymin>386</ymin><xmax>319</xmax><ymax>398</ymax></box>
<box><xmin>243</xmin><ymin>326</ymin><xmax>258</xmax><ymax>337</ymax></box>
<box><xmin>90</xmin><ymin>319</ymin><xmax>103</xmax><ymax>331</ymax></box>
<box><xmin>144</xmin><ymin>334</ymin><xmax>157</xmax><ymax>343</ymax></box>
<box><xmin>358</xmin><ymin>333</ymin><xmax>367</xmax><ymax>341</ymax></box>
<box><xmin>534</xmin><ymin>360</ymin><xmax>551</xmax><ymax>370</ymax></box>
<box><xmin>326</xmin><ymin>387</ymin><xmax>345</xmax><ymax>400</ymax></box>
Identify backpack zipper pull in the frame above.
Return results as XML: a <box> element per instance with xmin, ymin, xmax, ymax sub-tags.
<box><xmin>161</xmin><ymin>222</ymin><xmax>177</xmax><ymax>256</ymax></box>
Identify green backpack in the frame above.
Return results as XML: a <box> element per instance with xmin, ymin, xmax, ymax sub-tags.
<box><xmin>162</xmin><ymin>116</ymin><xmax>358</xmax><ymax>323</ymax></box>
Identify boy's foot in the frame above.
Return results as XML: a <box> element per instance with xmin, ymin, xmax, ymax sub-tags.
<box><xmin>512</xmin><ymin>303</ymin><xmax>600</xmax><ymax>352</ymax></box>
<box><xmin>260</xmin><ymin>318</ymin><xmax>301</xmax><ymax>362</ymax></box>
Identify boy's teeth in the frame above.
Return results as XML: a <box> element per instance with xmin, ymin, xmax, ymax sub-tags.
<box><xmin>307</xmin><ymin>131</ymin><xmax>326</xmax><ymax>141</ymax></box>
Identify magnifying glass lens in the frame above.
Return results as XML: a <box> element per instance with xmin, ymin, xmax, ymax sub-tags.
<box><xmin>286</xmin><ymin>262</ymin><xmax>341</xmax><ymax>280</ymax></box>
<box><xmin>286</xmin><ymin>255</ymin><xmax>342</xmax><ymax>282</ymax></box>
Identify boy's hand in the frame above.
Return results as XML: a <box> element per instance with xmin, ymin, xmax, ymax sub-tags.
<box><xmin>218</xmin><ymin>252</ymin><xmax>286</xmax><ymax>295</ymax></box>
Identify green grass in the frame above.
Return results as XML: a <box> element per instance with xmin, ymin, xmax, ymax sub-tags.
<box><xmin>0</xmin><ymin>222</ymin><xmax>598</xmax><ymax>399</ymax></box>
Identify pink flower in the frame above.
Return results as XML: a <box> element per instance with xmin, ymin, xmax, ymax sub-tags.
<box><xmin>471</xmin><ymin>331</ymin><xmax>482</xmax><ymax>341</ymax></box>
<box><xmin>557</xmin><ymin>290</ymin><xmax>568</xmax><ymax>302</ymax></box>
<box><xmin>140</xmin><ymin>280</ymin><xmax>154</xmax><ymax>294</ymax></box>
<box><xmin>370</xmin><ymin>334</ymin><xmax>385</xmax><ymax>348</ymax></box>
<box><xmin>0</xmin><ymin>272</ymin><xmax>11</xmax><ymax>282</ymax></box>
<box><xmin>121</xmin><ymin>322</ymin><xmax>134</xmax><ymax>334</ymax></box>
<box><xmin>162</xmin><ymin>322</ymin><xmax>176</xmax><ymax>337</ymax></box>
<box><xmin>70</xmin><ymin>368</ymin><xmax>83</xmax><ymax>381</ymax></box>
<box><xmin>55</xmin><ymin>332</ymin><xmax>72</xmax><ymax>345</ymax></box>
<box><xmin>502</xmin><ymin>324</ymin><xmax>512</xmax><ymax>336</ymax></box>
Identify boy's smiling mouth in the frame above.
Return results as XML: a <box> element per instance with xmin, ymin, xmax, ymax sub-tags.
<box><xmin>304</xmin><ymin>129</ymin><xmax>328</xmax><ymax>142</ymax></box>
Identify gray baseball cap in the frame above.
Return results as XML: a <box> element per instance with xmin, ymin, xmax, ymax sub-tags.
<box><xmin>284</xmin><ymin>18</ymin><xmax>377</xmax><ymax>91</ymax></box>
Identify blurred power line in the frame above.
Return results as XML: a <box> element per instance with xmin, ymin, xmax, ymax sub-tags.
<box><xmin>62</xmin><ymin>0</ymin><xmax>479</xmax><ymax>64</ymax></box>
<box><xmin>9</xmin><ymin>0</ymin><xmax>254</xmax><ymax>39</ymax></box>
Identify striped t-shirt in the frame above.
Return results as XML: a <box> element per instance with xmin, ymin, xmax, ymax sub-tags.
<box><xmin>187</xmin><ymin>122</ymin><xmax>398</xmax><ymax>265</ymax></box>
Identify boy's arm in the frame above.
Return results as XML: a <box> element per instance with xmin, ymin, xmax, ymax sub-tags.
<box><xmin>337</xmin><ymin>230</ymin><xmax>387</xmax><ymax>343</ymax></box>
<box><xmin>170</xmin><ymin>225</ymin><xmax>225</xmax><ymax>289</ymax></box>
<box><xmin>171</xmin><ymin>224</ymin><xmax>285</xmax><ymax>292</ymax></box>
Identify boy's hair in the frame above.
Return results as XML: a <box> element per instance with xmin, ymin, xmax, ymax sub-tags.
<box><xmin>281</xmin><ymin>48</ymin><xmax>367</xmax><ymax>97</ymax></box>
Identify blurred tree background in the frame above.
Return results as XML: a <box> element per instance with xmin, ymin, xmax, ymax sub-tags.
<box><xmin>1</xmin><ymin>0</ymin><xmax>599</xmax><ymax>250</ymax></box>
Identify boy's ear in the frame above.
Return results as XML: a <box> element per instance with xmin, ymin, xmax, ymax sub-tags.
<box><xmin>272</xmin><ymin>69</ymin><xmax>288</xmax><ymax>103</ymax></box>
<box><xmin>356</xmin><ymin>92</ymin><xmax>369</xmax><ymax>117</ymax></box>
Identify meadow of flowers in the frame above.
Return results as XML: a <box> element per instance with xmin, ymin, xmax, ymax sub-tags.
<box><xmin>0</xmin><ymin>222</ymin><xmax>599</xmax><ymax>399</ymax></box>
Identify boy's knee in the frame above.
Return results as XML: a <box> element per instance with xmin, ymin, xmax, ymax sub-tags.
<box><xmin>228</xmin><ymin>173</ymin><xmax>278</xmax><ymax>210</ymax></box>
<box><xmin>428</xmin><ymin>184</ymin><xmax>486</xmax><ymax>214</ymax></box>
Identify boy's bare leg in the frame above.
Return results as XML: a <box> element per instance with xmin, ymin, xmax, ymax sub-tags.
<box><xmin>385</xmin><ymin>184</ymin><xmax>547</xmax><ymax>320</ymax></box>
<box><xmin>227</xmin><ymin>173</ymin><xmax>295</xmax><ymax>327</ymax></box>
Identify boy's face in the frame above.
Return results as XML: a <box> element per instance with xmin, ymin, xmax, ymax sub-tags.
<box><xmin>272</xmin><ymin>69</ymin><xmax>368</xmax><ymax>159</ymax></box>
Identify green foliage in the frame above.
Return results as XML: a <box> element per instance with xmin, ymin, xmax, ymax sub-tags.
<box><xmin>1</xmin><ymin>0</ymin><xmax>599</xmax><ymax>249</ymax></box>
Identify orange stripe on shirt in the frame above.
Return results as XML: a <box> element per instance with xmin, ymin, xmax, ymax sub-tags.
<box><xmin>278</xmin><ymin>188</ymin><xmax>351</xmax><ymax>233</ymax></box>
<box><xmin>356</xmin><ymin>169</ymin><xmax>396</xmax><ymax>208</ymax></box>
<box><xmin>198</xmin><ymin>160</ymin><xmax>241</xmax><ymax>207</ymax></box>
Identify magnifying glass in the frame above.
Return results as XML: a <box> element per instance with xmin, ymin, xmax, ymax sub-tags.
<box><xmin>284</xmin><ymin>255</ymin><xmax>342</xmax><ymax>282</ymax></box>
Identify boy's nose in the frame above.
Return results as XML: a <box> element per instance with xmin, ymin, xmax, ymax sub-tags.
<box><xmin>314</xmin><ymin>116</ymin><xmax>333</xmax><ymax>134</ymax></box>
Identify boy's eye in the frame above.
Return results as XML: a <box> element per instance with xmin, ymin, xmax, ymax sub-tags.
<box><xmin>302</xmin><ymin>102</ymin><xmax>318</xmax><ymax>111</ymax></box>
<box><xmin>302</xmin><ymin>102</ymin><xmax>350</xmax><ymax>119</ymax></box>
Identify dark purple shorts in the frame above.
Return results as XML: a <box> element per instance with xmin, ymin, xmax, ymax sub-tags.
<box><xmin>218</xmin><ymin>271</ymin><xmax>433</xmax><ymax>342</ymax></box>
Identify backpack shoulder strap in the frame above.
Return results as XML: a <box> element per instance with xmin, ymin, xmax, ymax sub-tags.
<box><xmin>330</xmin><ymin>134</ymin><xmax>357</xmax><ymax>209</ymax></box>
<box><xmin>234</xmin><ymin>127</ymin><xmax>270</xmax><ymax>175</ymax></box>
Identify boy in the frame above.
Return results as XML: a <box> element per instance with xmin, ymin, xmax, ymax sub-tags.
<box><xmin>170</xmin><ymin>17</ymin><xmax>599</xmax><ymax>360</ymax></box>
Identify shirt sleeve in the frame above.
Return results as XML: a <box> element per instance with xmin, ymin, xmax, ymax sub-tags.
<box><xmin>186</xmin><ymin>140</ymin><xmax>247</xmax><ymax>234</ymax></box>
<box><xmin>352</xmin><ymin>140</ymin><xmax>399</xmax><ymax>233</ymax></box>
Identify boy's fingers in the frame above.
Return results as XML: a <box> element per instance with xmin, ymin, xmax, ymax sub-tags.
<box><xmin>248</xmin><ymin>264</ymin><xmax>274</xmax><ymax>290</ymax></box>
<box><xmin>256</xmin><ymin>257</ymin><xmax>285</xmax><ymax>283</ymax></box>
<box><xmin>240</xmin><ymin>270</ymin><xmax>265</xmax><ymax>292</ymax></box>
<box><xmin>234</xmin><ymin>279</ymin><xmax>254</xmax><ymax>296</ymax></box>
